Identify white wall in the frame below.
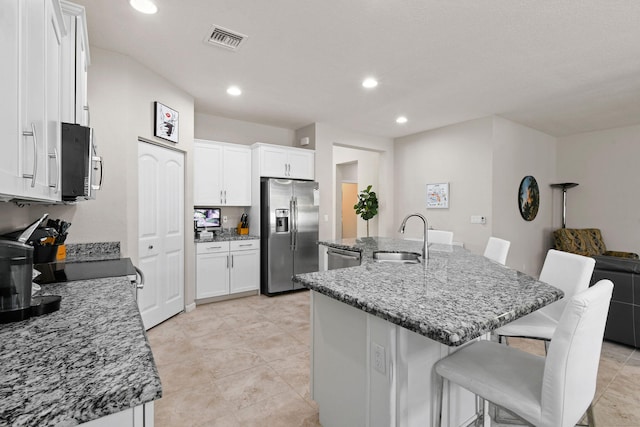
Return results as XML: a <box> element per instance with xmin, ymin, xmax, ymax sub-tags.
<box><xmin>557</xmin><ymin>124</ymin><xmax>640</xmax><ymax>255</ymax></box>
<box><xmin>312</xmin><ymin>124</ymin><xmax>395</xmax><ymax>241</ymax></box>
<box><xmin>492</xmin><ymin>116</ymin><xmax>557</xmax><ymax>276</ymax></box>
<box><xmin>393</xmin><ymin>116</ymin><xmax>557</xmax><ymax>277</ymax></box>
<box><xmin>394</xmin><ymin>117</ymin><xmax>494</xmax><ymax>254</ymax></box>
<box><xmin>195</xmin><ymin>113</ymin><xmax>295</xmax><ymax>147</ymax></box>
<box><xmin>334</xmin><ymin>146</ymin><xmax>380</xmax><ymax>238</ymax></box>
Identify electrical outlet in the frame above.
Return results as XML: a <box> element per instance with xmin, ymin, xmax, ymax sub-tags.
<box><xmin>372</xmin><ymin>342</ymin><xmax>386</xmax><ymax>374</ymax></box>
<box><xmin>222</xmin><ymin>216</ymin><xmax>228</xmax><ymax>223</ymax></box>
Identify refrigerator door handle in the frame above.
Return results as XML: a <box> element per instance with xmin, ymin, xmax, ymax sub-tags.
<box><xmin>293</xmin><ymin>197</ymin><xmax>298</xmax><ymax>250</ymax></box>
<box><xmin>290</xmin><ymin>197</ymin><xmax>295</xmax><ymax>250</ymax></box>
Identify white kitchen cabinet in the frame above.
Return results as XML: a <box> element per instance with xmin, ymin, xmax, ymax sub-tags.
<box><xmin>0</xmin><ymin>0</ymin><xmax>64</xmax><ymax>202</ymax></box>
<box><xmin>60</xmin><ymin>0</ymin><xmax>90</xmax><ymax>126</ymax></box>
<box><xmin>229</xmin><ymin>240</ymin><xmax>260</xmax><ymax>294</ymax></box>
<box><xmin>193</xmin><ymin>140</ymin><xmax>251</xmax><ymax>206</ymax></box>
<box><xmin>81</xmin><ymin>402</ymin><xmax>154</xmax><ymax>426</ymax></box>
<box><xmin>196</xmin><ymin>242</ymin><xmax>230</xmax><ymax>298</ymax></box>
<box><xmin>253</xmin><ymin>143</ymin><xmax>315</xmax><ymax>180</ymax></box>
<box><xmin>196</xmin><ymin>240</ymin><xmax>260</xmax><ymax>299</ymax></box>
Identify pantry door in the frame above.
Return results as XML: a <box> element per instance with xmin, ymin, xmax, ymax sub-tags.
<box><xmin>138</xmin><ymin>141</ymin><xmax>184</xmax><ymax>330</ymax></box>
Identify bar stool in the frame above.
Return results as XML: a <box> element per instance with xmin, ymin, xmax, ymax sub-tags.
<box><xmin>495</xmin><ymin>249</ymin><xmax>595</xmax><ymax>348</ymax></box>
<box><xmin>483</xmin><ymin>237</ymin><xmax>511</xmax><ymax>265</ymax></box>
<box><xmin>435</xmin><ymin>279</ymin><xmax>613</xmax><ymax>427</ymax></box>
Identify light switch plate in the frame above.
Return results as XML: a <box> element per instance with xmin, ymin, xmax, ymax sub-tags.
<box><xmin>470</xmin><ymin>215</ymin><xmax>486</xmax><ymax>224</ymax></box>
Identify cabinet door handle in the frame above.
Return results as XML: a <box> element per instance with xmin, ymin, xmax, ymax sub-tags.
<box><xmin>220</xmin><ymin>190</ymin><xmax>223</xmax><ymax>203</ymax></box>
<box><xmin>231</xmin><ymin>255</ymin><xmax>234</xmax><ymax>268</ymax></box>
<box><xmin>22</xmin><ymin>123</ymin><xmax>38</xmax><ymax>187</ymax></box>
<box><xmin>48</xmin><ymin>148</ymin><xmax>59</xmax><ymax>192</ymax></box>
<box><xmin>208</xmin><ymin>246</ymin><xmax>222</xmax><ymax>250</ymax></box>
<box><xmin>224</xmin><ymin>190</ymin><xmax>227</xmax><ymax>204</ymax></box>
<box><xmin>92</xmin><ymin>156</ymin><xmax>103</xmax><ymax>190</ymax></box>
<box><xmin>238</xmin><ymin>243</ymin><xmax>253</xmax><ymax>247</ymax></box>
<box><xmin>84</xmin><ymin>105</ymin><xmax>90</xmax><ymax>126</ymax></box>
<box><xmin>226</xmin><ymin>255</ymin><xmax>229</xmax><ymax>269</ymax></box>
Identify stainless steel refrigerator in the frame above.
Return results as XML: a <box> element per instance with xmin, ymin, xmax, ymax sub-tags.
<box><xmin>261</xmin><ymin>178</ymin><xmax>319</xmax><ymax>296</ymax></box>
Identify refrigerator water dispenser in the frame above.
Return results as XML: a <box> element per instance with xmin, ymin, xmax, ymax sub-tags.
<box><xmin>275</xmin><ymin>209</ymin><xmax>289</xmax><ymax>233</ymax></box>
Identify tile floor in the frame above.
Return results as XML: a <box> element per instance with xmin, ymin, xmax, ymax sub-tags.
<box><xmin>147</xmin><ymin>290</ymin><xmax>640</xmax><ymax>426</ymax></box>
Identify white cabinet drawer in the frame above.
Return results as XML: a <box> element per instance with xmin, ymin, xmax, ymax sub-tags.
<box><xmin>196</xmin><ymin>241</ymin><xmax>230</xmax><ymax>254</ymax></box>
<box><xmin>230</xmin><ymin>240</ymin><xmax>260</xmax><ymax>251</ymax></box>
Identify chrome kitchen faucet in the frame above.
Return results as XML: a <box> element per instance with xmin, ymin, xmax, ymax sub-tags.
<box><xmin>398</xmin><ymin>213</ymin><xmax>428</xmax><ymax>260</ymax></box>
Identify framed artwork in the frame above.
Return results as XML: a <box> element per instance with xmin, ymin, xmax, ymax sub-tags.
<box><xmin>518</xmin><ymin>175</ymin><xmax>540</xmax><ymax>221</ymax></box>
<box><xmin>154</xmin><ymin>102</ymin><xmax>179</xmax><ymax>143</ymax></box>
<box><xmin>427</xmin><ymin>183</ymin><xmax>449</xmax><ymax>209</ymax></box>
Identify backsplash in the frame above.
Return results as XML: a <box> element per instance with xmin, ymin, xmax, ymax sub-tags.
<box><xmin>65</xmin><ymin>242</ymin><xmax>120</xmax><ymax>262</ymax></box>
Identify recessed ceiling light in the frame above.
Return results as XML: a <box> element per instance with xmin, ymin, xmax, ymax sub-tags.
<box><xmin>227</xmin><ymin>86</ymin><xmax>242</xmax><ymax>96</ymax></box>
<box><xmin>396</xmin><ymin>116</ymin><xmax>408</xmax><ymax>124</ymax></box>
<box><xmin>362</xmin><ymin>78</ymin><xmax>378</xmax><ymax>89</ymax></box>
<box><xmin>129</xmin><ymin>0</ymin><xmax>157</xmax><ymax>14</ymax></box>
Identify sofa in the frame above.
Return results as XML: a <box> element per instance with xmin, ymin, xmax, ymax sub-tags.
<box><xmin>553</xmin><ymin>228</ymin><xmax>639</xmax><ymax>259</ymax></box>
<box><xmin>590</xmin><ymin>256</ymin><xmax>640</xmax><ymax>348</ymax></box>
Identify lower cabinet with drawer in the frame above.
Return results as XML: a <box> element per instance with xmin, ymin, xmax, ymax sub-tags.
<box><xmin>196</xmin><ymin>240</ymin><xmax>260</xmax><ymax>299</ymax></box>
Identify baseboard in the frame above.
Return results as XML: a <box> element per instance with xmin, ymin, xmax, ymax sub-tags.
<box><xmin>184</xmin><ymin>302</ymin><xmax>196</xmax><ymax>313</ymax></box>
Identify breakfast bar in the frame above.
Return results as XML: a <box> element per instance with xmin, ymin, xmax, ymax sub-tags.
<box><xmin>293</xmin><ymin>237</ymin><xmax>563</xmax><ymax>427</ymax></box>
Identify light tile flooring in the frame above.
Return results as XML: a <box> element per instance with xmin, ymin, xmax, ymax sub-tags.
<box><xmin>147</xmin><ymin>290</ymin><xmax>640</xmax><ymax>426</ymax></box>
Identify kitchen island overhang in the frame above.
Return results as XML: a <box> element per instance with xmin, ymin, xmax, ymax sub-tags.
<box><xmin>294</xmin><ymin>238</ymin><xmax>564</xmax><ymax>427</ymax></box>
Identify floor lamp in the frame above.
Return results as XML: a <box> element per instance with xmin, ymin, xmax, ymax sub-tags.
<box><xmin>550</xmin><ymin>182</ymin><xmax>579</xmax><ymax>228</ymax></box>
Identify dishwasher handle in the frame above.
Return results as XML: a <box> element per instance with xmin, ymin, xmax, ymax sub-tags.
<box><xmin>327</xmin><ymin>248</ymin><xmax>361</xmax><ymax>260</ymax></box>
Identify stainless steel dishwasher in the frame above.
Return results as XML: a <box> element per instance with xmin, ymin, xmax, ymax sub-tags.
<box><xmin>327</xmin><ymin>247</ymin><xmax>361</xmax><ymax>270</ymax></box>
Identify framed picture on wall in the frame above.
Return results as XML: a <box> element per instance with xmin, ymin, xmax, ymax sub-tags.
<box><xmin>427</xmin><ymin>183</ymin><xmax>449</xmax><ymax>209</ymax></box>
<box><xmin>154</xmin><ymin>102</ymin><xmax>179</xmax><ymax>143</ymax></box>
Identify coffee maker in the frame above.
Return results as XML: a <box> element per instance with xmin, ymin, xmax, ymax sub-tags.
<box><xmin>0</xmin><ymin>215</ymin><xmax>61</xmax><ymax>324</ymax></box>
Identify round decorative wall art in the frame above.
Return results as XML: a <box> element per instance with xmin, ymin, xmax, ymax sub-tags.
<box><xmin>518</xmin><ymin>175</ymin><xmax>540</xmax><ymax>221</ymax></box>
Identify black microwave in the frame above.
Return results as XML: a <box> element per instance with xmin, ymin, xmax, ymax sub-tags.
<box><xmin>61</xmin><ymin>123</ymin><xmax>102</xmax><ymax>201</ymax></box>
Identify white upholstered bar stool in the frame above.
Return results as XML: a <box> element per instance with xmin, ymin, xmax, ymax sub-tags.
<box><xmin>428</xmin><ymin>230</ymin><xmax>454</xmax><ymax>245</ymax></box>
<box><xmin>435</xmin><ymin>279</ymin><xmax>613</xmax><ymax>427</ymax></box>
<box><xmin>495</xmin><ymin>249</ymin><xmax>595</xmax><ymax>348</ymax></box>
<box><xmin>483</xmin><ymin>237</ymin><xmax>511</xmax><ymax>265</ymax></box>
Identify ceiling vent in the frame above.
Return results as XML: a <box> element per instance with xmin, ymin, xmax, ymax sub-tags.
<box><xmin>204</xmin><ymin>25</ymin><xmax>247</xmax><ymax>51</ymax></box>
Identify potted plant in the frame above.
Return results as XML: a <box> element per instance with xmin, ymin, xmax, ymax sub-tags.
<box><xmin>354</xmin><ymin>185</ymin><xmax>379</xmax><ymax>237</ymax></box>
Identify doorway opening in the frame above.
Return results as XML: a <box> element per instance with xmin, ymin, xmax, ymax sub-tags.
<box><xmin>333</xmin><ymin>146</ymin><xmax>381</xmax><ymax>239</ymax></box>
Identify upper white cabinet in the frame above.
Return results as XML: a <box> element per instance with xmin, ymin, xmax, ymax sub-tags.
<box><xmin>60</xmin><ymin>0</ymin><xmax>90</xmax><ymax>126</ymax></box>
<box><xmin>194</xmin><ymin>140</ymin><xmax>251</xmax><ymax>206</ymax></box>
<box><xmin>253</xmin><ymin>143</ymin><xmax>315</xmax><ymax>180</ymax></box>
<box><xmin>0</xmin><ymin>0</ymin><xmax>65</xmax><ymax>202</ymax></box>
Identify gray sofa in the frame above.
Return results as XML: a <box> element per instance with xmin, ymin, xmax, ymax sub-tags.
<box><xmin>590</xmin><ymin>256</ymin><xmax>640</xmax><ymax>348</ymax></box>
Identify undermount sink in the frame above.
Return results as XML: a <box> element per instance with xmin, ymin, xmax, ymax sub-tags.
<box><xmin>372</xmin><ymin>251</ymin><xmax>421</xmax><ymax>264</ymax></box>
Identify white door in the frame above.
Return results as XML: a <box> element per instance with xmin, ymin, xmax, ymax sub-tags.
<box><xmin>138</xmin><ymin>141</ymin><xmax>185</xmax><ymax>330</ymax></box>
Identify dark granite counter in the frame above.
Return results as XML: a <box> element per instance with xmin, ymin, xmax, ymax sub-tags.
<box><xmin>0</xmin><ymin>277</ymin><xmax>161</xmax><ymax>426</ymax></box>
<box><xmin>194</xmin><ymin>233</ymin><xmax>259</xmax><ymax>243</ymax></box>
<box><xmin>295</xmin><ymin>237</ymin><xmax>563</xmax><ymax>346</ymax></box>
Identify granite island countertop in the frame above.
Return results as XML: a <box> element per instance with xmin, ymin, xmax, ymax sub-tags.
<box><xmin>0</xmin><ymin>277</ymin><xmax>162</xmax><ymax>426</ymax></box>
<box><xmin>295</xmin><ymin>237</ymin><xmax>564</xmax><ymax>346</ymax></box>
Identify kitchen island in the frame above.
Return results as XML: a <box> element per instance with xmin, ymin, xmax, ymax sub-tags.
<box><xmin>0</xmin><ymin>276</ymin><xmax>161</xmax><ymax>426</ymax></box>
<box><xmin>293</xmin><ymin>237</ymin><xmax>563</xmax><ymax>427</ymax></box>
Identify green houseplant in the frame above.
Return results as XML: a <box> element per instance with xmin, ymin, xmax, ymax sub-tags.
<box><xmin>354</xmin><ymin>185</ymin><xmax>379</xmax><ymax>237</ymax></box>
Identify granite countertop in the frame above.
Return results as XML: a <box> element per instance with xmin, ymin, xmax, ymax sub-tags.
<box><xmin>296</xmin><ymin>237</ymin><xmax>564</xmax><ymax>346</ymax></box>
<box><xmin>195</xmin><ymin>233</ymin><xmax>259</xmax><ymax>243</ymax></box>
<box><xmin>0</xmin><ymin>277</ymin><xmax>162</xmax><ymax>426</ymax></box>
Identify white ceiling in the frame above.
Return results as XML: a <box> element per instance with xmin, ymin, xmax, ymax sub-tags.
<box><xmin>72</xmin><ymin>0</ymin><xmax>640</xmax><ymax>139</ymax></box>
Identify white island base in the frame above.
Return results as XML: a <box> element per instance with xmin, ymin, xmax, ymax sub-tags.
<box><xmin>311</xmin><ymin>291</ymin><xmax>482</xmax><ymax>427</ymax></box>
